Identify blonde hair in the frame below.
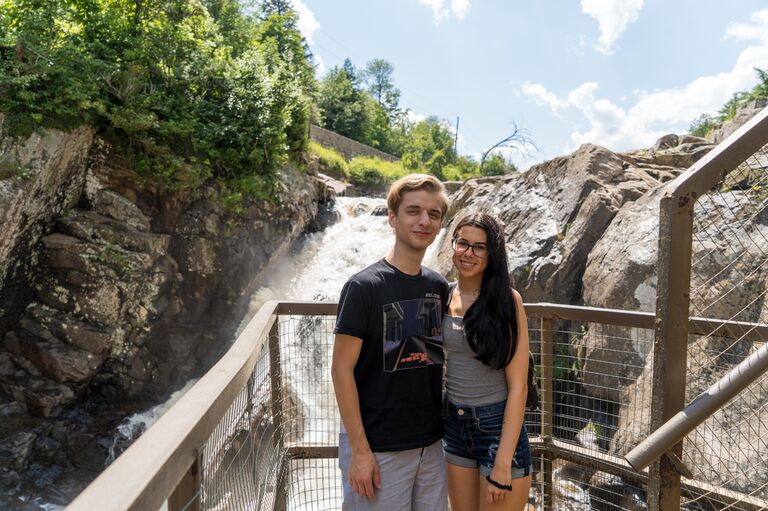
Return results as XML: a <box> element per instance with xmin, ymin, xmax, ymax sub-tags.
<box><xmin>386</xmin><ymin>174</ymin><xmax>449</xmax><ymax>218</ymax></box>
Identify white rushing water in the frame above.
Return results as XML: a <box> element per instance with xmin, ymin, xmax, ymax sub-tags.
<box><xmin>242</xmin><ymin>196</ymin><xmax>444</xmax><ymax>510</ymax></box>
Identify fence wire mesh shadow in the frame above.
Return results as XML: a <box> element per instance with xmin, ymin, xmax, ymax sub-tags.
<box><xmin>681</xmin><ymin>142</ymin><xmax>768</xmax><ymax>511</ymax></box>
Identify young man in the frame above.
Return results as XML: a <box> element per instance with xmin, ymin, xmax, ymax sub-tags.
<box><xmin>332</xmin><ymin>174</ymin><xmax>451</xmax><ymax>510</ymax></box>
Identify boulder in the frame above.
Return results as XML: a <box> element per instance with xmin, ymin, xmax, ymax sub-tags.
<box><xmin>709</xmin><ymin>99</ymin><xmax>768</xmax><ymax>144</ymax></box>
<box><xmin>437</xmin><ymin>144</ymin><xmax>671</xmax><ymax>308</ymax></box>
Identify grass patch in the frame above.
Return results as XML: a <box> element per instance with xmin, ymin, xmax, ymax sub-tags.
<box><xmin>309</xmin><ymin>141</ymin><xmax>349</xmax><ymax>180</ymax></box>
<box><xmin>348</xmin><ymin>156</ymin><xmax>407</xmax><ymax>188</ymax></box>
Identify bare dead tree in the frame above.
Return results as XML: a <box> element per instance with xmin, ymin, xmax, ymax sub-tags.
<box><xmin>480</xmin><ymin>122</ymin><xmax>538</xmax><ymax>173</ymax></box>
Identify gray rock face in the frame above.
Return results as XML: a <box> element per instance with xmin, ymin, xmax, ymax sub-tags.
<box><xmin>709</xmin><ymin>99</ymin><xmax>768</xmax><ymax>144</ymax></box>
<box><xmin>0</xmin><ymin>126</ymin><xmax>332</xmax><ymax>503</ymax></box>
<box><xmin>440</xmin><ymin>123</ymin><xmax>767</xmax><ymax>498</ymax></box>
<box><xmin>0</xmin><ymin>123</ymin><xmax>96</xmax><ymax>335</ymax></box>
<box><xmin>436</xmin><ymin>144</ymin><xmax>681</xmax><ymax>309</ymax></box>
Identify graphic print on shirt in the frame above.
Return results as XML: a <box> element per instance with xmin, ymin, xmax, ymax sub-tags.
<box><xmin>382</xmin><ymin>298</ymin><xmax>443</xmax><ymax>372</ymax></box>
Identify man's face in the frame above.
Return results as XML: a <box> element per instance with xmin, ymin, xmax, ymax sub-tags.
<box><xmin>388</xmin><ymin>190</ymin><xmax>444</xmax><ymax>252</ymax></box>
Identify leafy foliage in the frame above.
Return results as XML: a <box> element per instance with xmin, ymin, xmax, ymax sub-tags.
<box><xmin>689</xmin><ymin>113</ymin><xmax>718</xmax><ymax>138</ymax></box>
<box><xmin>0</xmin><ymin>0</ymin><xmax>315</xmax><ymax>192</ymax></box>
<box><xmin>400</xmin><ymin>116</ymin><xmax>457</xmax><ymax>179</ymax></box>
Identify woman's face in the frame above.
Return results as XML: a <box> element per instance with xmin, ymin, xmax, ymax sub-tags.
<box><xmin>452</xmin><ymin>225</ymin><xmax>489</xmax><ymax>280</ymax></box>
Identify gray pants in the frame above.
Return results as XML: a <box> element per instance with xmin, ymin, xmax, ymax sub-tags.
<box><xmin>338</xmin><ymin>433</ymin><xmax>448</xmax><ymax>510</ymax></box>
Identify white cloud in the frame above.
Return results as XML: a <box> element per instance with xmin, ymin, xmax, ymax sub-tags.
<box><xmin>406</xmin><ymin>110</ymin><xmax>427</xmax><ymax>124</ymax></box>
<box><xmin>725</xmin><ymin>8</ymin><xmax>768</xmax><ymax>45</ymax></box>
<box><xmin>418</xmin><ymin>0</ymin><xmax>470</xmax><ymax>24</ymax></box>
<box><xmin>520</xmin><ymin>35</ymin><xmax>768</xmax><ymax>152</ymax></box>
<box><xmin>292</xmin><ymin>0</ymin><xmax>320</xmax><ymax>44</ymax></box>
<box><xmin>581</xmin><ymin>0</ymin><xmax>644</xmax><ymax>55</ymax></box>
<box><xmin>289</xmin><ymin>1</ymin><xmax>324</xmax><ymax>74</ymax></box>
<box><xmin>520</xmin><ymin>81</ymin><xmax>569</xmax><ymax>117</ymax></box>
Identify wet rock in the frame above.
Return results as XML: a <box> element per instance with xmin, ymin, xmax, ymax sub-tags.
<box><xmin>0</xmin><ymin>124</ymin><xmax>95</xmax><ymax>336</ymax></box>
<box><xmin>370</xmin><ymin>205</ymin><xmax>388</xmax><ymax>216</ymax></box>
<box><xmin>588</xmin><ymin>471</ymin><xmax>646</xmax><ymax>511</ymax></box>
<box><xmin>89</xmin><ymin>189</ymin><xmax>150</xmax><ymax>232</ymax></box>
<box><xmin>4</xmin><ymin>329</ymin><xmax>103</xmax><ymax>383</ymax></box>
<box><xmin>2</xmin><ymin>377</ymin><xmax>76</xmax><ymax>417</ymax></box>
<box><xmin>437</xmin><ymin>144</ymin><xmax>670</xmax><ymax>307</ymax></box>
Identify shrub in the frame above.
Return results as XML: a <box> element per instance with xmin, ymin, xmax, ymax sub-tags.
<box><xmin>309</xmin><ymin>141</ymin><xmax>349</xmax><ymax>180</ymax></box>
<box><xmin>689</xmin><ymin>113</ymin><xmax>718</xmax><ymax>138</ymax></box>
<box><xmin>348</xmin><ymin>156</ymin><xmax>407</xmax><ymax>188</ymax></box>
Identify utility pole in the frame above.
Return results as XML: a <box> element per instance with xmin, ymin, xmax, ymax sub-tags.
<box><xmin>454</xmin><ymin>116</ymin><xmax>459</xmax><ymax>154</ymax></box>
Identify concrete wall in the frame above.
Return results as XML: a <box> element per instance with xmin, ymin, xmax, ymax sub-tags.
<box><xmin>309</xmin><ymin>125</ymin><xmax>398</xmax><ymax>162</ymax></box>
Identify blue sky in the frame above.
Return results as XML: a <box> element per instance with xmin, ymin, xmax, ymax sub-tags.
<box><xmin>291</xmin><ymin>1</ymin><xmax>768</xmax><ymax>169</ymax></box>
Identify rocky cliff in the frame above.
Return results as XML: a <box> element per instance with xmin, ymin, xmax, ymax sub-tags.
<box><xmin>0</xmin><ymin>123</ymin><xmax>332</xmax><ymax>506</ymax></box>
<box><xmin>438</xmin><ymin>115</ymin><xmax>768</xmax><ymax>500</ymax></box>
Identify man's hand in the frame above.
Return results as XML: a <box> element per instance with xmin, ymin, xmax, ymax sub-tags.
<box><xmin>349</xmin><ymin>448</ymin><xmax>381</xmax><ymax>500</ymax></box>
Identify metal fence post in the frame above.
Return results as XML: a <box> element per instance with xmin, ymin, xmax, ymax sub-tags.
<box><xmin>649</xmin><ymin>192</ymin><xmax>695</xmax><ymax>511</ymax></box>
<box><xmin>168</xmin><ymin>456</ymin><xmax>199</xmax><ymax>511</ymax></box>
<box><xmin>541</xmin><ymin>317</ymin><xmax>555</xmax><ymax>511</ymax></box>
<box><xmin>268</xmin><ymin>320</ymin><xmax>288</xmax><ymax>511</ymax></box>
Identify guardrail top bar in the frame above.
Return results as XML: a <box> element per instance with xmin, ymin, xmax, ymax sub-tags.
<box><xmin>671</xmin><ymin>105</ymin><xmax>768</xmax><ymax>198</ymax></box>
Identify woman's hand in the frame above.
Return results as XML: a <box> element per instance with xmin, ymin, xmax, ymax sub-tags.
<box><xmin>486</xmin><ymin>464</ymin><xmax>513</xmax><ymax>503</ymax></box>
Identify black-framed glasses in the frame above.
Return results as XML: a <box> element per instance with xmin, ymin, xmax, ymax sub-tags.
<box><xmin>451</xmin><ymin>238</ymin><xmax>488</xmax><ymax>259</ymax></box>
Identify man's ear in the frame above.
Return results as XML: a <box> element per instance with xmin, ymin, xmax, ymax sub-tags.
<box><xmin>387</xmin><ymin>209</ymin><xmax>396</xmax><ymax>228</ymax></box>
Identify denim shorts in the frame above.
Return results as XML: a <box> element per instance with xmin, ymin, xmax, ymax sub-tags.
<box><xmin>442</xmin><ymin>399</ymin><xmax>532</xmax><ymax>478</ymax></box>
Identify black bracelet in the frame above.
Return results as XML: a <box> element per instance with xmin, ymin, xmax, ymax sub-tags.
<box><xmin>485</xmin><ymin>474</ymin><xmax>513</xmax><ymax>491</ymax></box>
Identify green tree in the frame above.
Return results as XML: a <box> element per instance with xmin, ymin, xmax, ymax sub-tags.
<box><xmin>318</xmin><ymin>66</ymin><xmax>367</xmax><ymax>139</ymax></box>
<box><xmin>481</xmin><ymin>153</ymin><xmax>517</xmax><ymax>176</ymax></box>
<box><xmin>342</xmin><ymin>57</ymin><xmax>360</xmax><ymax>87</ymax></box>
<box><xmin>0</xmin><ymin>0</ymin><xmax>315</xmax><ymax>190</ymax></box>
<box><xmin>688</xmin><ymin>113</ymin><xmax>717</xmax><ymax>138</ymax></box>
<box><xmin>260</xmin><ymin>0</ymin><xmax>292</xmax><ymax>17</ymax></box>
<box><xmin>363</xmin><ymin>58</ymin><xmax>401</xmax><ymax>122</ymax></box>
<box><xmin>401</xmin><ymin>117</ymin><xmax>456</xmax><ymax>179</ymax></box>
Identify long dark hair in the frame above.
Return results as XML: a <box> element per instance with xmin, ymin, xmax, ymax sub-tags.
<box><xmin>453</xmin><ymin>213</ymin><xmax>517</xmax><ymax>369</ymax></box>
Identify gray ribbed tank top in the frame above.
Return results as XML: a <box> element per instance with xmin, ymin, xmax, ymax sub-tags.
<box><xmin>443</xmin><ymin>313</ymin><xmax>508</xmax><ymax>405</ymax></box>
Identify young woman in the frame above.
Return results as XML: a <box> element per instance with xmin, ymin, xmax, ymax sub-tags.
<box><xmin>443</xmin><ymin>213</ymin><xmax>532</xmax><ymax>510</ymax></box>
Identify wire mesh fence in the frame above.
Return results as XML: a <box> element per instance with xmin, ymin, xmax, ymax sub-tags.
<box><xmin>682</xmin><ymin>141</ymin><xmax>768</xmax><ymax>510</ymax></box>
<box><xmin>529</xmin><ymin>318</ymin><xmax>654</xmax><ymax>511</ymax></box>
<box><xmin>197</xmin><ymin>331</ymin><xmax>286</xmax><ymax>511</ymax></box>
<box><xmin>167</xmin><ymin>305</ymin><xmax>764</xmax><ymax>510</ymax></box>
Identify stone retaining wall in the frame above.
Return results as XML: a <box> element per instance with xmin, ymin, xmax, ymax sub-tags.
<box><xmin>309</xmin><ymin>124</ymin><xmax>398</xmax><ymax>162</ymax></box>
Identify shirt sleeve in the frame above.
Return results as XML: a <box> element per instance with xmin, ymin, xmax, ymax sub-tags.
<box><xmin>334</xmin><ymin>278</ymin><xmax>369</xmax><ymax>339</ymax></box>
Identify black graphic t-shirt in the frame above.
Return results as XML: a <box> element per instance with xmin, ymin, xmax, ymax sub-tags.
<box><xmin>334</xmin><ymin>258</ymin><xmax>450</xmax><ymax>452</ymax></box>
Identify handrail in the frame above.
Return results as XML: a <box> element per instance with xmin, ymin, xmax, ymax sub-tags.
<box><xmin>625</xmin><ymin>339</ymin><xmax>768</xmax><ymax>471</ymax></box>
<box><xmin>67</xmin><ymin>301</ymin><xmax>283</xmax><ymax>511</ymax></box>
<box><xmin>670</xmin><ymin>105</ymin><xmax>768</xmax><ymax>198</ymax></box>
<box><xmin>66</xmin><ymin>300</ymin><xmax>767</xmax><ymax>510</ymax></box>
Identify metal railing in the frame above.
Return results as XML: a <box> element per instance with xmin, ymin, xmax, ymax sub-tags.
<box><xmin>67</xmin><ymin>301</ymin><xmax>767</xmax><ymax>511</ymax></box>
